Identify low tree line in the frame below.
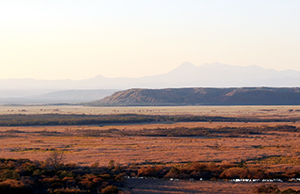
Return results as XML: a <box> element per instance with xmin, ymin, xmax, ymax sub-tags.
<box><xmin>0</xmin><ymin>156</ymin><xmax>126</xmax><ymax>194</ymax></box>
<box><xmin>0</xmin><ymin>114</ymin><xmax>298</xmax><ymax>126</ymax></box>
<box><xmin>132</xmin><ymin>162</ymin><xmax>300</xmax><ymax>181</ymax></box>
<box><xmin>253</xmin><ymin>184</ymin><xmax>300</xmax><ymax>194</ymax></box>
<box><xmin>0</xmin><ymin>157</ymin><xmax>300</xmax><ymax>193</ymax></box>
<box><xmin>74</xmin><ymin>125</ymin><xmax>300</xmax><ymax>138</ymax></box>
<box><xmin>2</xmin><ymin>124</ymin><xmax>299</xmax><ymax>139</ymax></box>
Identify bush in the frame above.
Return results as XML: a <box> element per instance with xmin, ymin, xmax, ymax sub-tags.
<box><xmin>101</xmin><ymin>185</ymin><xmax>118</xmax><ymax>194</ymax></box>
<box><xmin>247</xmin><ymin>168</ymin><xmax>266</xmax><ymax>179</ymax></box>
<box><xmin>253</xmin><ymin>185</ymin><xmax>300</xmax><ymax>193</ymax></box>
<box><xmin>137</xmin><ymin>166</ymin><xmax>165</xmax><ymax>177</ymax></box>
<box><xmin>219</xmin><ymin>167</ymin><xmax>249</xmax><ymax>179</ymax></box>
<box><xmin>0</xmin><ymin>179</ymin><xmax>32</xmax><ymax>194</ymax></box>
<box><xmin>188</xmin><ymin>162</ymin><xmax>207</xmax><ymax>172</ymax></box>
<box><xmin>46</xmin><ymin>151</ymin><xmax>65</xmax><ymax>167</ymax></box>
<box><xmin>49</xmin><ymin>187</ymin><xmax>90</xmax><ymax>194</ymax></box>
<box><xmin>0</xmin><ymin>169</ymin><xmax>20</xmax><ymax>180</ymax></box>
<box><xmin>252</xmin><ymin>184</ymin><xmax>280</xmax><ymax>194</ymax></box>
<box><xmin>90</xmin><ymin>162</ymin><xmax>99</xmax><ymax>168</ymax></box>
<box><xmin>164</xmin><ymin>167</ymin><xmax>181</xmax><ymax>178</ymax></box>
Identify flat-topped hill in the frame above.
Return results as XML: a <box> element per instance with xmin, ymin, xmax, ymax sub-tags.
<box><xmin>86</xmin><ymin>87</ymin><xmax>300</xmax><ymax>106</ymax></box>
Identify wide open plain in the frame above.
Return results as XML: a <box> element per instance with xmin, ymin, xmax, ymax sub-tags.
<box><xmin>0</xmin><ymin>105</ymin><xmax>300</xmax><ymax>193</ymax></box>
<box><xmin>2</xmin><ymin>105</ymin><xmax>300</xmax><ymax>119</ymax></box>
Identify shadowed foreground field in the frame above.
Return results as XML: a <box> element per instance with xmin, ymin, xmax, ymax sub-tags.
<box><xmin>125</xmin><ymin>179</ymin><xmax>300</xmax><ymax>194</ymax></box>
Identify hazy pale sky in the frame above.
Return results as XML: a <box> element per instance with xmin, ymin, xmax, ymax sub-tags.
<box><xmin>1</xmin><ymin>0</ymin><xmax>300</xmax><ymax>80</ymax></box>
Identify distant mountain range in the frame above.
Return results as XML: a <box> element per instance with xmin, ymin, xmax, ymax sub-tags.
<box><xmin>1</xmin><ymin>62</ymin><xmax>300</xmax><ymax>105</ymax></box>
<box><xmin>1</xmin><ymin>62</ymin><xmax>300</xmax><ymax>92</ymax></box>
<box><xmin>86</xmin><ymin>87</ymin><xmax>300</xmax><ymax>106</ymax></box>
<box><xmin>0</xmin><ymin>90</ymin><xmax>117</xmax><ymax>104</ymax></box>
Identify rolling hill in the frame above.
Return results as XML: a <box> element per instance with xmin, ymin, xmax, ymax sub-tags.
<box><xmin>86</xmin><ymin>87</ymin><xmax>300</xmax><ymax>106</ymax></box>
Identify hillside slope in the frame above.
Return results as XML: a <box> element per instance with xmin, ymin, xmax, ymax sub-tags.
<box><xmin>87</xmin><ymin>87</ymin><xmax>300</xmax><ymax>106</ymax></box>
<box><xmin>0</xmin><ymin>89</ymin><xmax>117</xmax><ymax>105</ymax></box>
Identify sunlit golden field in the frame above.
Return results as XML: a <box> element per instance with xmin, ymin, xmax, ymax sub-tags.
<box><xmin>1</xmin><ymin>105</ymin><xmax>300</xmax><ymax>193</ymax></box>
<box><xmin>1</xmin><ymin>105</ymin><xmax>300</xmax><ymax>167</ymax></box>
<box><xmin>0</xmin><ymin>122</ymin><xmax>300</xmax><ymax>168</ymax></box>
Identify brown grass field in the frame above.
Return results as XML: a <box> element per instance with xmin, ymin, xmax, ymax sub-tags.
<box><xmin>1</xmin><ymin>105</ymin><xmax>300</xmax><ymax>193</ymax></box>
<box><xmin>0</xmin><ymin>123</ymin><xmax>300</xmax><ymax>167</ymax></box>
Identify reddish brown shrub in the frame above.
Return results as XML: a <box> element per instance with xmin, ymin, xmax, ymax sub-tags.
<box><xmin>219</xmin><ymin>167</ymin><xmax>249</xmax><ymax>179</ymax></box>
<box><xmin>0</xmin><ymin>179</ymin><xmax>32</xmax><ymax>194</ymax></box>
<box><xmin>101</xmin><ymin>185</ymin><xmax>118</xmax><ymax>194</ymax></box>
<box><xmin>252</xmin><ymin>184</ymin><xmax>280</xmax><ymax>193</ymax></box>
<box><xmin>164</xmin><ymin>167</ymin><xmax>181</xmax><ymax>178</ymax></box>
<box><xmin>188</xmin><ymin>162</ymin><xmax>207</xmax><ymax>172</ymax></box>
<box><xmin>247</xmin><ymin>168</ymin><xmax>266</xmax><ymax>179</ymax></box>
<box><xmin>137</xmin><ymin>165</ymin><xmax>165</xmax><ymax>177</ymax></box>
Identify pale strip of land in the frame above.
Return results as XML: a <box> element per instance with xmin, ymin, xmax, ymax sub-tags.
<box><xmin>1</xmin><ymin>105</ymin><xmax>300</xmax><ymax>119</ymax></box>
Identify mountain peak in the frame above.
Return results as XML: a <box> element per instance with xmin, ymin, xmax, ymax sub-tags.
<box><xmin>168</xmin><ymin>62</ymin><xmax>198</xmax><ymax>73</ymax></box>
<box><xmin>201</xmin><ymin>62</ymin><xmax>233</xmax><ymax>69</ymax></box>
<box><xmin>178</xmin><ymin>62</ymin><xmax>197</xmax><ymax>68</ymax></box>
<box><xmin>1</xmin><ymin>63</ymin><xmax>300</xmax><ymax>91</ymax></box>
<box><xmin>90</xmin><ymin>74</ymin><xmax>106</xmax><ymax>80</ymax></box>
<box><xmin>165</xmin><ymin>62</ymin><xmax>199</xmax><ymax>77</ymax></box>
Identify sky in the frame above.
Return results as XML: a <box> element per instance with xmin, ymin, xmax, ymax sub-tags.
<box><xmin>0</xmin><ymin>0</ymin><xmax>300</xmax><ymax>80</ymax></box>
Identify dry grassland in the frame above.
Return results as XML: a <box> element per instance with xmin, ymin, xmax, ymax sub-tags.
<box><xmin>1</xmin><ymin>105</ymin><xmax>300</xmax><ymax>193</ymax></box>
<box><xmin>2</xmin><ymin>105</ymin><xmax>300</xmax><ymax>119</ymax></box>
<box><xmin>0</xmin><ymin>123</ymin><xmax>299</xmax><ymax>168</ymax></box>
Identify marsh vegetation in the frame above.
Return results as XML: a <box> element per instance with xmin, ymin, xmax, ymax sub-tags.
<box><xmin>0</xmin><ymin>106</ymin><xmax>300</xmax><ymax>193</ymax></box>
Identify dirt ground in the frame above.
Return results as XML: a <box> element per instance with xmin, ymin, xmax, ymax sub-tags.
<box><xmin>125</xmin><ymin>179</ymin><xmax>300</xmax><ymax>194</ymax></box>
